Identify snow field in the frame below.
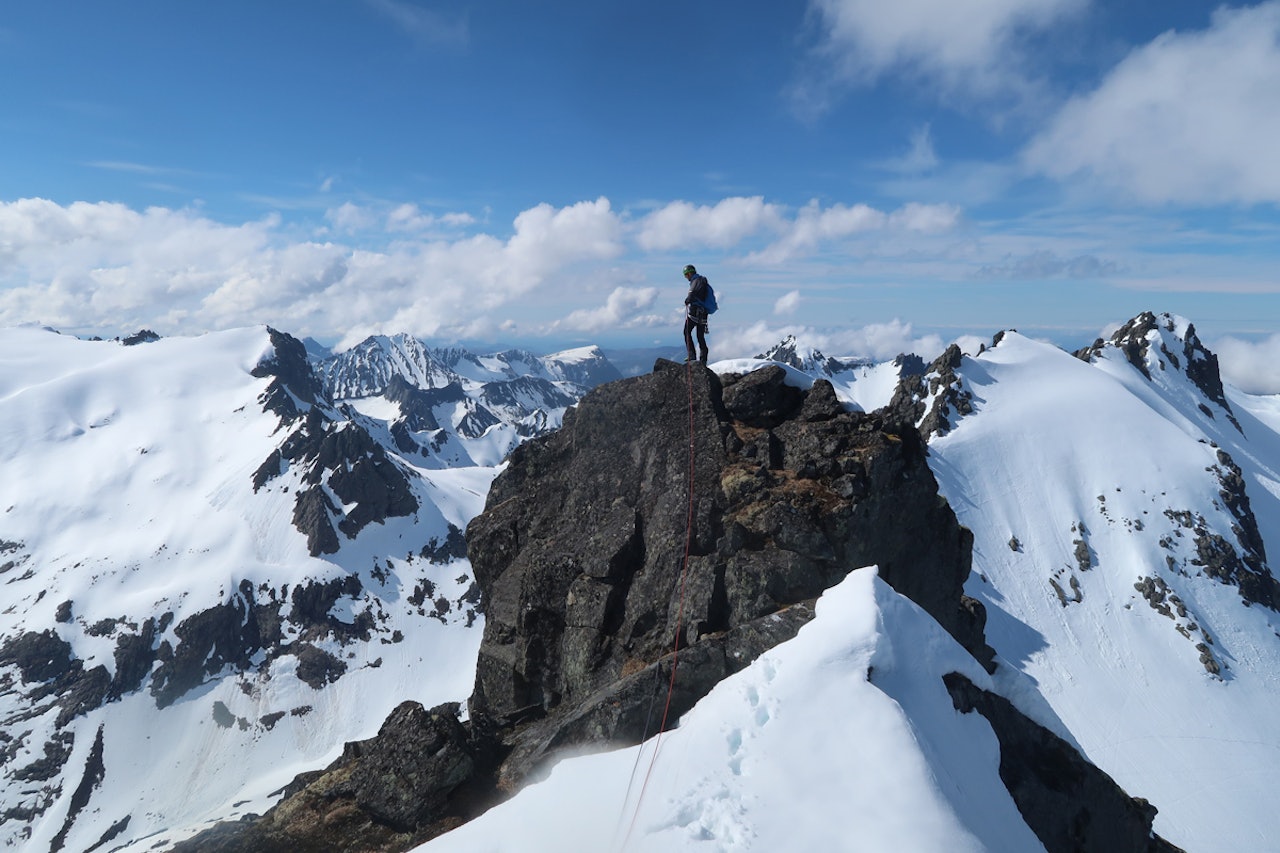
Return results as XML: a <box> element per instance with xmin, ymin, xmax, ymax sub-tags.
<box><xmin>929</xmin><ymin>331</ymin><xmax>1280</xmax><ymax>852</ymax></box>
<box><xmin>416</xmin><ymin>568</ymin><xmax>1044</xmax><ymax>853</ymax></box>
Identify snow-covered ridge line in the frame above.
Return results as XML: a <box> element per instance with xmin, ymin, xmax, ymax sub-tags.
<box><xmin>917</xmin><ymin>315</ymin><xmax>1280</xmax><ymax>851</ymax></box>
<box><xmin>0</xmin><ymin>324</ymin><xmax>614</xmax><ymax>852</ymax></box>
<box><xmin>314</xmin><ymin>332</ymin><xmax>621</xmax><ymax>401</ymax></box>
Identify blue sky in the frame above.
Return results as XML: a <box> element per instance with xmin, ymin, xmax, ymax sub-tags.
<box><xmin>2</xmin><ymin>1</ymin><xmax>1280</xmax><ymax>387</ymax></box>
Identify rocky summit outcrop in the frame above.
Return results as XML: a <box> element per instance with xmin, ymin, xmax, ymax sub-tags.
<box><xmin>179</xmin><ymin>360</ymin><xmax>1174</xmax><ymax>852</ymax></box>
<box><xmin>1075</xmin><ymin>310</ymin><xmax>1242</xmax><ymax>432</ymax></box>
<box><xmin>468</xmin><ymin>360</ymin><xmax>992</xmax><ymax>734</ymax></box>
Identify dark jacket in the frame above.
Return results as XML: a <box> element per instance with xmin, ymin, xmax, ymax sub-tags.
<box><xmin>684</xmin><ymin>274</ymin><xmax>709</xmax><ymax>319</ymax></box>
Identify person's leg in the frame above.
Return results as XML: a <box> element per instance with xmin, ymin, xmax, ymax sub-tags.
<box><xmin>683</xmin><ymin>316</ymin><xmax>696</xmax><ymax>361</ymax></box>
<box><xmin>696</xmin><ymin>324</ymin><xmax>708</xmax><ymax>363</ymax></box>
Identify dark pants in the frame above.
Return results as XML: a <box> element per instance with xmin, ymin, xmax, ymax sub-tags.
<box><xmin>684</xmin><ymin>312</ymin><xmax>708</xmax><ymax>362</ymax></box>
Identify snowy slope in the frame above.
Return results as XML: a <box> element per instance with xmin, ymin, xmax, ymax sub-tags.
<box><xmin>0</xmin><ymin>327</ymin><xmax>494</xmax><ymax>852</ymax></box>
<box><xmin>921</xmin><ymin>322</ymin><xmax>1280</xmax><ymax>852</ymax></box>
<box><xmin>414</xmin><ymin>567</ymin><xmax>1045</xmax><ymax>853</ymax></box>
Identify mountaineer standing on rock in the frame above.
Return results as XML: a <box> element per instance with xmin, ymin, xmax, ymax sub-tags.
<box><xmin>682</xmin><ymin>264</ymin><xmax>713</xmax><ymax>364</ymax></box>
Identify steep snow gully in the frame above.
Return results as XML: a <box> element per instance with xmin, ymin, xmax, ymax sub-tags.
<box><xmin>1</xmin><ymin>311</ymin><xmax>1277</xmax><ymax>852</ymax></box>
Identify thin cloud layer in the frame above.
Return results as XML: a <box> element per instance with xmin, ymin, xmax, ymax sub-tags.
<box><xmin>1025</xmin><ymin>2</ymin><xmax>1280</xmax><ymax>205</ymax></box>
<box><xmin>365</xmin><ymin>0</ymin><xmax>469</xmax><ymax>48</ymax></box>
<box><xmin>975</xmin><ymin>250</ymin><xmax>1121</xmax><ymax>280</ymax></box>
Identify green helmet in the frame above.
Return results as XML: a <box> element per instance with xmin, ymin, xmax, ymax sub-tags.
<box><xmin>683</xmin><ymin>264</ymin><xmax>697</xmax><ymax>276</ymax></box>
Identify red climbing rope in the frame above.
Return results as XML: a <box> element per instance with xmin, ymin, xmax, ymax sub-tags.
<box><xmin>618</xmin><ymin>360</ymin><xmax>698</xmax><ymax>849</ymax></box>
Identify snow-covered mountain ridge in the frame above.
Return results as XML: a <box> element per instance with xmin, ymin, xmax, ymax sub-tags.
<box><xmin>179</xmin><ymin>353</ymin><xmax>1175</xmax><ymax>853</ymax></box>
<box><xmin>0</xmin><ymin>325</ymin><xmax>618</xmax><ymax>852</ymax></box>
<box><xmin>314</xmin><ymin>333</ymin><xmax>621</xmax><ymax>469</ymax></box>
<box><xmin>1</xmin><ymin>312</ymin><xmax>1278</xmax><ymax>852</ymax></box>
<box><xmin>786</xmin><ymin>311</ymin><xmax>1280</xmax><ymax>850</ymax></box>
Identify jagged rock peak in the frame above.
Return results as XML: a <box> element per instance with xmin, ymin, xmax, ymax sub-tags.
<box><xmin>251</xmin><ymin>327</ymin><xmax>325</xmax><ymax>423</ymax></box>
<box><xmin>882</xmin><ymin>342</ymin><xmax>974</xmax><ymax>440</ymax></box>
<box><xmin>318</xmin><ymin>333</ymin><xmax>457</xmax><ymax>399</ymax></box>
<box><xmin>317</xmin><ymin>336</ymin><xmax>621</xmax><ymax>404</ymax></box>
<box><xmin>1075</xmin><ymin>311</ymin><xmax>1240</xmax><ymax>432</ymax></box>
<box><xmin>756</xmin><ymin>334</ymin><xmax>869</xmax><ymax>375</ymax></box>
<box><xmin>467</xmin><ymin>358</ymin><xmax>992</xmax><ymax>740</ymax></box>
<box><xmin>121</xmin><ymin>328</ymin><xmax>161</xmax><ymax>346</ymax></box>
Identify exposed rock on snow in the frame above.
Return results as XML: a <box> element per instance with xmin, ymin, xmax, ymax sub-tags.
<box><xmin>754</xmin><ymin>333</ymin><xmax>870</xmax><ymax>376</ymax></box>
<box><xmin>1076</xmin><ymin>310</ymin><xmax>1241</xmax><ymax>433</ymax></box>
<box><xmin>884</xmin><ymin>342</ymin><xmax>974</xmax><ymax>439</ymax></box>
<box><xmin>944</xmin><ymin>673</ymin><xmax>1181</xmax><ymax>853</ymax></box>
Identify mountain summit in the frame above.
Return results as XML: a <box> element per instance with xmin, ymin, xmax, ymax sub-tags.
<box><xmin>755</xmin><ymin>333</ymin><xmax>870</xmax><ymax>375</ymax></box>
<box><xmin>180</xmin><ymin>360</ymin><xmax>1174</xmax><ymax>852</ymax></box>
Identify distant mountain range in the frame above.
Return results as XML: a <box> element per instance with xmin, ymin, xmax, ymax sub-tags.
<box><xmin>0</xmin><ymin>314</ymin><xmax>1277</xmax><ymax>852</ymax></box>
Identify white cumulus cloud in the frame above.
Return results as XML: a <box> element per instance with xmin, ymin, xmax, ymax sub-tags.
<box><xmin>553</xmin><ymin>286</ymin><xmax>663</xmax><ymax>333</ymax></box>
<box><xmin>386</xmin><ymin>203</ymin><xmax>476</xmax><ymax>233</ymax></box>
<box><xmin>747</xmin><ymin>200</ymin><xmax>959</xmax><ymax>264</ymax></box>
<box><xmin>1213</xmin><ymin>333</ymin><xmax>1280</xmax><ymax>395</ymax></box>
<box><xmin>1024</xmin><ymin>2</ymin><xmax>1280</xmax><ymax>205</ymax></box>
<box><xmin>775</xmin><ymin>290</ymin><xmax>802</xmax><ymax>315</ymax></box>
<box><xmin>636</xmin><ymin>197</ymin><xmax>786</xmax><ymax>252</ymax></box>
<box><xmin>0</xmin><ymin>196</ymin><xmax>628</xmax><ymax>348</ymax></box>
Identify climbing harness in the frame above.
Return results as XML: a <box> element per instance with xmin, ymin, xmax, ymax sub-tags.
<box><xmin>616</xmin><ymin>360</ymin><xmax>698</xmax><ymax>849</ymax></box>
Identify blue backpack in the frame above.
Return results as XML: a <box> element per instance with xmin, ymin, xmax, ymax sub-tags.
<box><xmin>696</xmin><ymin>278</ymin><xmax>718</xmax><ymax>314</ymax></box>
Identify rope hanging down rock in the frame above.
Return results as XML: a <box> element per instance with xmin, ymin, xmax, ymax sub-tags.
<box><xmin>618</xmin><ymin>360</ymin><xmax>699</xmax><ymax>849</ymax></box>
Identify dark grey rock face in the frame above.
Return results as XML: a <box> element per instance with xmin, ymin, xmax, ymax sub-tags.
<box><xmin>944</xmin><ymin>673</ymin><xmax>1183</xmax><ymax>853</ymax></box>
<box><xmin>251</xmin><ymin>340</ymin><xmax>422</xmax><ymax>557</ymax></box>
<box><xmin>467</xmin><ymin>360</ymin><xmax>991</xmax><ymax>736</ymax></box>
<box><xmin>170</xmin><ymin>702</ymin><xmax>492</xmax><ymax>853</ymax></box>
<box><xmin>252</xmin><ymin>327</ymin><xmax>323</xmax><ymax>423</ymax></box>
